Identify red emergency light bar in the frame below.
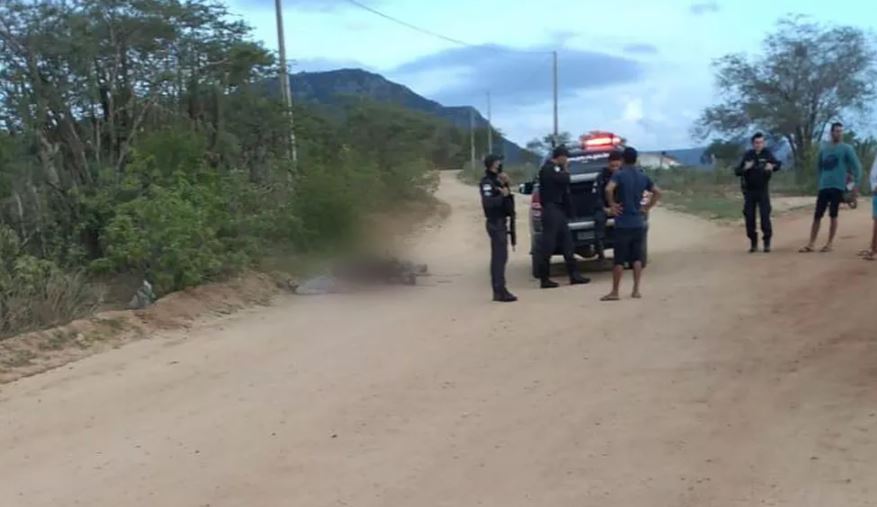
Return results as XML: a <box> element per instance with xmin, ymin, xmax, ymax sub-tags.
<box><xmin>580</xmin><ymin>131</ymin><xmax>623</xmax><ymax>150</ymax></box>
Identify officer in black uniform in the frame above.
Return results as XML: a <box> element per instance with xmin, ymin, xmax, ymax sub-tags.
<box><xmin>537</xmin><ymin>145</ymin><xmax>590</xmax><ymax>288</ymax></box>
<box><xmin>735</xmin><ymin>132</ymin><xmax>782</xmax><ymax>253</ymax></box>
<box><xmin>480</xmin><ymin>154</ymin><xmax>517</xmax><ymax>302</ymax></box>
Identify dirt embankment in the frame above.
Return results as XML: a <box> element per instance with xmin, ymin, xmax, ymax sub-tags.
<box><xmin>0</xmin><ymin>273</ymin><xmax>279</xmax><ymax>384</ymax></box>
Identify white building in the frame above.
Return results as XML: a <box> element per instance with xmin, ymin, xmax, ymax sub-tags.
<box><xmin>639</xmin><ymin>152</ymin><xmax>681</xmax><ymax>169</ymax></box>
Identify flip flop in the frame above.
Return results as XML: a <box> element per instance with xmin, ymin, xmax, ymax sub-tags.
<box><xmin>600</xmin><ymin>294</ymin><xmax>621</xmax><ymax>302</ymax></box>
<box><xmin>798</xmin><ymin>246</ymin><xmax>815</xmax><ymax>253</ymax></box>
<box><xmin>858</xmin><ymin>249</ymin><xmax>872</xmax><ymax>257</ymax></box>
<box><xmin>819</xmin><ymin>245</ymin><xmax>833</xmax><ymax>253</ymax></box>
<box><xmin>864</xmin><ymin>252</ymin><xmax>876</xmax><ymax>261</ymax></box>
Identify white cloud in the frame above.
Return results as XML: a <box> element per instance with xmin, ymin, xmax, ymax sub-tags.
<box><xmin>622</xmin><ymin>97</ymin><xmax>644</xmax><ymax>123</ymax></box>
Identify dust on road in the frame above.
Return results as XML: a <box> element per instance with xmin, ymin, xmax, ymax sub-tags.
<box><xmin>1</xmin><ymin>171</ymin><xmax>876</xmax><ymax>507</ymax></box>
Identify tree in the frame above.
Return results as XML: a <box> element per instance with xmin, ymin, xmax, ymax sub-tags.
<box><xmin>704</xmin><ymin>138</ymin><xmax>744</xmax><ymax>165</ymax></box>
<box><xmin>694</xmin><ymin>16</ymin><xmax>877</xmax><ymax>177</ymax></box>
<box><xmin>844</xmin><ymin>130</ymin><xmax>877</xmax><ymax>184</ymax></box>
<box><xmin>526</xmin><ymin>131</ymin><xmax>573</xmax><ymax>155</ymax></box>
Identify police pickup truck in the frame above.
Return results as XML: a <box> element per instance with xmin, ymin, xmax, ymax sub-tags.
<box><xmin>518</xmin><ymin>132</ymin><xmax>649</xmax><ymax>278</ymax></box>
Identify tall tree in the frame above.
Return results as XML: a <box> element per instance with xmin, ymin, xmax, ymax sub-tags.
<box><xmin>526</xmin><ymin>131</ymin><xmax>573</xmax><ymax>155</ymax></box>
<box><xmin>694</xmin><ymin>16</ymin><xmax>877</xmax><ymax>175</ymax></box>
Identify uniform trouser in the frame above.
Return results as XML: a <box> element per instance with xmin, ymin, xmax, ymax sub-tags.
<box><xmin>743</xmin><ymin>189</ymin><xmax>772</xmax><ymax>242</ymax></box>
<box><xmin>539</xmin><ymin>204</ymin><xmax>579</xmax><ymax>280</ymax></box>
<box><xmin>594</xmin><ymin>209</ymin><xmax>607</xmax><ymax>255</ymax></box>
<box><xmin>486</xmin><ymin>218</ymin><xmax>508</xmax><ymax>293</ymax></box>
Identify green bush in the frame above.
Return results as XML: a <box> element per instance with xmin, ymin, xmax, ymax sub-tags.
<box><xmin>1</xmin><ymin>226</ymin><xmax>101</xmax><ymax>338</ymax></box>
<box><xmin>0</xmin><ymin>0</ymin><xmax>455</xmax><ymax>339</ymax></box>
<box><xmin>101</xmin><ymin>187</ymin><xmax>227</xmax><ymax>293</ymax></box>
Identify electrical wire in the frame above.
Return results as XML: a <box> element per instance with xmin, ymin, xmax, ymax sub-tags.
<box><xmin>342</xmin><ymin>0</ymin><xmax>472</xmax><ymax>46</ymax></box>
<box><xmin>341</xmin><ymin>0</ymin><xmax>553</xmax><ymax>54</ymax></box>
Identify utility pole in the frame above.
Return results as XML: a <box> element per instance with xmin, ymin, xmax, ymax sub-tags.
<box><xmin>275</xmin><ymin>0</ymin><xmax>298</xmax><ymax>167</ymax></box>
<box><xmin>552</xmin><ymin>50</ymin><xmax>559</xmax><ymax>147</ymax></box>
<box><xmin>469</xmin><ymin>108</ymin><xmax>476</xmax><ymax>171</ymax></box>
<box><xmin>486</xmin><ymin>90</ymin><xmax>493</xmax><ymax>155</ymax></box>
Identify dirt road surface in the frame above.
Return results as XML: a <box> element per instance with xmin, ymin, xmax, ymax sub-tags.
<box><xmin>2</xmin><ymin>172</ymin><xmax>876</xmax><ymax>507</ymax></box>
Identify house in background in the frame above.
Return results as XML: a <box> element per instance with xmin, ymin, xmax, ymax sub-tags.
<box><xmin>639</xmin><ymin>151</ymin><xmax>682</xmax><ymax>169</ymax></box>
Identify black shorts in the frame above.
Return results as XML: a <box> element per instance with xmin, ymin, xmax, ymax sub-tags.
<box><xmin>613</xmin><ymin>227</ymin><xmax>644</xmax><ymax>266</ymax></box>
<box><xmin>815</xmin><ymin>188</ymin><xmax>843</xmax><ymax>219</ymax></box>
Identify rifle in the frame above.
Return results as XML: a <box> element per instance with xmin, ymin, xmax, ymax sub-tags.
<box><xmin>505</xmin><ymin>191</ymin><xmax>516</xmax><ymax>251</ymax></box>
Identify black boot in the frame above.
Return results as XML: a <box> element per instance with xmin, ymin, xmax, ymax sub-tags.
<box><xmin>749</xmin><ymin>239</ymin><xmax>758</xmax><ymax>253</ymax></box>
<box><xmin>763</xmin><ymin>238</ymin><xmax>771</xmax><ymax>253</ymax></box>
<box><xmin>540</xmin><ymin>279</ymin><xmax>560</xmax><ymax>289</ymax></box>
<box><xmin>569</xmin><ymin>274</ymin><xmax>591</xmax><ymax>285</ymax></box>
<box><xmin>493</xmin><ymin>289</ymin><xmax>518</xmax><ymax>302</ymax></box>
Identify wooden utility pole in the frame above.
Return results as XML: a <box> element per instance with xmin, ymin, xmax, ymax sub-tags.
<box><xmin>469</xmin><ymin>108</ymin><xmax>476</xmax><ymax>170</ymax></box>
<box><xmin>486</xmin><ymin>90</ymin><xmax>493</xmax><ymax>155</ymax></box>
<box><xmin>552</xmin><ymin>50</ymin><xmax>558</xmax><ymax>147</ymax></box>
<box><xmin>275</xmin><ymin>0</ymin><xmax>298</xmax><ymax>166</ymax></box>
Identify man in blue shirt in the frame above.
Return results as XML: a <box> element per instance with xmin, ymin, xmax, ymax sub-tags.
<box><xmin>800</xmin><ymin>122</ymin><xmax>863</xmax><ymax>253</ymax></box>
<box><xmin>602</xmin><ymin>147</ymin><xmax>662</xmax><ymax>301</ymax></box>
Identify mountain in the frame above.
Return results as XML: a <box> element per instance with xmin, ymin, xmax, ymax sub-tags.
<box><xmin>270</xmin><ymin>68</ymin><xmax>532</xmax><ymax>164</ymax></box>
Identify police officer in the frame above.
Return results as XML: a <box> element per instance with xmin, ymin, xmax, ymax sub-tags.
<box><xmin>735</xmin><ymin>132</ymin><xmax>782</xmax><ymax>253</ymax></box>
<box><xmin>538</xmin><ymin>145</ymin><xmax>590</xmax><ymax>288</ymax></box>
<box><xmin>480</xmin><ymin>154</ymin><xmax>517</xmax><ymax>302</ymax></box>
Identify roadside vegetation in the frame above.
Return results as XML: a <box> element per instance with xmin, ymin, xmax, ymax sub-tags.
<box><xmin>665</xmin><ymin>15</ymin><xmax>877</xmax><ymax>220</ymax></box>
<box><xmin>0</xmin><ymin>0</ymin><xmax>474</xmax><ymax>338</ymax></box>
<box><xmin>458</xmin><ymin>163</ymin><xmax>538</xmax><ymax>187</ymax></box>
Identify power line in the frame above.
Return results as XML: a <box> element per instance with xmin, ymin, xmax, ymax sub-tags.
<box><xmin>341</xmin><ymin>0</ymin><xmax>552</xmax><ymax>54</ymax></box>
<box><xmin>342</xmin><ymin>0</ymin><xmax>472</xmax><ymax>47</ymax></box>
<box><xmin>339</xmin><ymin>0</ymin><xmax>559</xmax><ymax>146</ymax></box>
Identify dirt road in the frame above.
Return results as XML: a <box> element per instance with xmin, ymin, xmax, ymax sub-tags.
<box><xmin>2</xmin><ymin>172</ymin><xmax>876</xmax><ymax>507</ymax></box>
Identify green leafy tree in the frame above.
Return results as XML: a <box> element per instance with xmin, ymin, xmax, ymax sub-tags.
<box><xmin>0</xmin><ymin>0</ymin><xmax>471</xmax><ymax>335</ymax></box>
<box><xmin>526</xmin><ymin>132</ymin><xmax>573</xmax><ymax>155</ymax></box>
<box><xmin>844</xmin><ymin>130</ymin><xmax>877</xmax><ymax>188</ymax></box>
<box><xmin>704</xmin><ymin>138</ymin><xmax>745</xmax><ymax>166</ymax></box>
<box><xmin>694</xmin><ymin>16</ymin><xmax>877</xmax><ymax>178</ymax></box>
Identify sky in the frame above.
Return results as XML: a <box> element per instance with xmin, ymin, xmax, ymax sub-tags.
<box><xmin>225</xmin><ymin>0</ymin><xmax>877</xmax><ymax>150</ymax></box>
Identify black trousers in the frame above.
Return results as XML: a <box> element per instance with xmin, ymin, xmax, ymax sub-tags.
<box><xmin>743</xmin><ymin>189</ymin><xmax>772</xmax><ymax>242</ymax></box>
<box><xmin>486</xmin><ymin>218</ymin><xmax>508</xmax><ymax>293</ymax></box>
<box><xmin>594</xmin><ymin>209</ymin><xmax>607</xmax><ymax>256</ymax></box>
<box><xmin>539</xmin><ymin>204</ymin><xmax>579</xmax><ymax>280</ymax></box>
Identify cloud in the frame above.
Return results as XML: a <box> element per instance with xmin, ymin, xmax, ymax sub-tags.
<box><xmin>388</xmin><ymin>45</ymin><xmax>643</xmax><ymax>106</ymax></box>
<box><xmin>622</xmin><ymin>97</ymin><xmax>644</xmax><ymax>123</ymax></box>
<box><xmin>689</xmin><ymin>1</ymin><xmax>720</xmax><ymax>15</ymax></box>
<box><xmin>623</xmin><ymin>43</ymin><xmax>659</xmax><ymax>56</ymax></box>
<box><xmin>344</xmin><ymin>21</ymin><xmax>373</xmax><ymax>31</ymax></box>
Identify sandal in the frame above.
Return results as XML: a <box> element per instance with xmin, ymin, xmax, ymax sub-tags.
<box><xmin>798</xmin><ymin>246</ymin><xmax>815</xmax><ymax>253</ymax></box>
<box><xmin>864</xmin><ymin>251</ymin><xmax>876</xmax><ymax>261</ymax></box>
<box><xmin>600</xmin><ymin>294</ymin><xmax>621</xmax><ymax>302</ymax></box>
<box><xmin>820</xmin><ymin>245</ymin><xmax>833</xmax><ymax>253</ymax></box>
